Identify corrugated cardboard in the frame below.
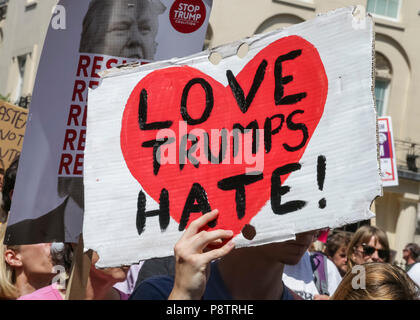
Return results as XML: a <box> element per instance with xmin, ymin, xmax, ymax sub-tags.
<box><xmin>84</xmin><ymin>6</ymin><xmax>382</xmax><ymax>268</ymax></box>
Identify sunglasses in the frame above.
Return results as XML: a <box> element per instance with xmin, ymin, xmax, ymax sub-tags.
<box><xmin>360</xmin><ymin>243</ymin><xmax>389</xmax><ymax>260</ymax></box>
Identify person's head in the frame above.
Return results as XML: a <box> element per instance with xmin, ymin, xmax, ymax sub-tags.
<box><xmin>347</xmin><ymin>225</ymin><xmax>390</xmax><ymax>269</ymax></box>
<box><xmin>50</xmin><ymin>242</ymin><xmax>74</xmax><ymax>275</ymax></box>
<box><xmin>331</xmin><ymin>262</ymin><xmax>419</xmax><ymax>300</ymax></box>
<box><xmin>242</xmin><ymin>230</ymin><xmax>319</xmax><ymax>266</ymax></box>
<box><xmin>4</xmin><ymin>243</ymin><xmax>55</xmax><ymax>287</ymax></box>
<box><xmin>326</xmin><ymin>231</ymin><xmax>352</xmax><ymax>276</ymax></box>
<box><xmin>403</xmin><ymin>243</ymin><xmax>420</xmax><ymax>264</ymax></box>
<box><xmin>1</xmin><ymin>157</ymin><xmax>19</xmax><ymax>213</ymax></box>
<box><xmin>0</xmin><ymin>167</ymin><xmax>6</xmax><ymax>223</ymax></box>
<box><xmin>0</xmin><ymin>168</ymin><xmax>5</xmax><ymax>192</ymax></box>
<box><xmin>79</xmin><ymin>0</ymin><xmax>166</xmax><ymax>60</ymax></box>
<box><xmin>0</xmin><ymin>223</ymin><xmax>18</xmax><ymax>299</ymax></box>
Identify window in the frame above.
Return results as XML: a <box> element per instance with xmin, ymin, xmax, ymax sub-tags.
<box><xmin>255</xmin><ymin>14</ymin><xmax>304</xmax><ymax>35</ymax></box>
<box><xmin>0</xmin><ymin>0</ymin><xmax>8</xmax><ymax>21</ymax></box>
<box><xmin>375</xmin><ymin>79</ymin><xmax>389</xmax><ymax>116</ymax></box>
<box><xmin>25</xmin><ymin>0</ymin><xmax>37</xmax><ymax>11</ymax></box>
<box><xmin>203</xmin><ymin>24</ymin><xmax>213</xmax><ymax>50</ymax></box>
<box><xmin>12</xmin><ymin>55</ymin><xmax>27</xmax><ymax>104</ymax></box>
<box><xmin>336</xmin><ymin>220</ymin><xmax>371</xmax><ymax>233</ymax></box>
<box><xmin>374</xmin><ymin>53</ymin><xmax>392</xmax><ymax>116</ymax></box>
<box><xmin>367</xmin><ymin>0</ymin><xmax>401</xmax><ymax>20</ymax></box>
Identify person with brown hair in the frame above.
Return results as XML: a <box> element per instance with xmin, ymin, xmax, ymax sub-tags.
<box><xmin>325</xmin><ymin>231</ymin><xmax>352</xmax><ymax>277</ymax></box>
<box><xmin>0</xmin><ymin>167</ymin><xmax>4</xmax><ymax>192</ymax></box>
<box><xmin>0</xmin><ymin>168</ymin><xmax>7</xmax><ymax>224</ymax></box>
<box><xmin>1</xmin><ymin>157</ymin><xmax>18</xmax><ymax>222</ymax></box>
<box><xmin>403</xmin><ymin>243</ymin><xmax>420</xmax><ymax>286</ymax></box>
<box><xmin>403</xmin><ymin>243</ymin><xmax>420</xmax><ymax>270</ymax></box>
<box><xmin>331</xmin><ymin>262</ymin><xmax>419</xmax><ymax>300</ymax></box>
<box><xmin>346</xmin><ymin>225</ymin><xmax>390</xmax><ymax>270</ymax></box>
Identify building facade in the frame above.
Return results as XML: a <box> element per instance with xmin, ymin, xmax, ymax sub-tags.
<box><xmin>0</xmin><ymin>0</ymin><xmax>57</xmax><ymax>108</ymax></box>
<box><xmin>0</xmin><ymin>0</ymin><xmax>419</xmax><ymax>265</ymax></box>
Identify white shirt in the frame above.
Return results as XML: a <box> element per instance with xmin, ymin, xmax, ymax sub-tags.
<box><xmin>407</xmin><ymin>263</ymin><xmax>420</xmax><ymax>287</ymax></box>
<box><xmin>282</xmin><ymin>251</ymin><xmax>342</xmax><ymax>300</ymax></box>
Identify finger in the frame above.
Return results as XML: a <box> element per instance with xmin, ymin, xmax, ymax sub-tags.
<box><xmin>204</xmin><ymin>239</ymin><xmax>228</xmax><ymax>252</ymax></box>
<box><xmin>201</xmin><ymin>239</ymin><xmax>235</xmax><ymax>263</ymax></box>
<box><xmin>205</xmin><ymin>238</ymin><xmax>223</xmax><ymax>248</ymax></box>
<box><xmin>184</xmin><ymin>209</ymin><xmax>219</xmax><ymax>237</ymax></box>
<box><xmin>192</xmin><ymin>229</ymin><xmax>233</xmax><ymax>251</ymax></box>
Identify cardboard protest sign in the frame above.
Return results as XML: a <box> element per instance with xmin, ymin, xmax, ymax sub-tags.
<box><xmin>0</xmin><ymin>100</ymin><xmax>27</xmax><ymax>171</ymax></box>
<box><xmin>378</xmin><ymin>117</ymin><xmax>398</xmax><ymax>187</ymax></box>
<box><xmin>84</xmin><ymin>6</ymin><xmax>382</xmax><ymax>268</ymax></box>
<box><xmin>5</xmin><ymin>0</ymin><xmax>213</xmax><ymax>245</ymax></box>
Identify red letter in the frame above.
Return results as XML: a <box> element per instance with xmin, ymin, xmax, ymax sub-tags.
<box><xmin>76</xmin><ymin>55</ymin><xmax>91</xmax><ymax>77</ymax></box>
<box><xmin>67</xmin><ymin>104</ymin><xmax>81</xmax><ymax>126</ymax></box>
<box><xmin>88</xmin><ymin>80</ymin><xmax>99</xmax><ymax>90</ymax></box>
<box><xmin>73</xmin><ymin>153</ymin><xmax>84</xmax><ymax>175</ymax></box>
<box><xmin>91</xmin><ymin>56</ymin><xmax>104</xmax><ymax>78</ymax></box>
<box><xmin>77</xmin><ymin>129</ymin><xmax>86</xmax><ymax>151</ymax></box>
<box><xmin>106</xmin><ymin>58</ymin><xmax>118</xmax><ymax>69</ymax></box>
<box><xmin>63</xmin><ymin>129</ymin><xmax>77</xmax><ymax>150</ymax></box>
<box><xmin>59</xmin><ymin>154</ymin><xmax>72</xmax><ymax>175</ymax></box>
<box><xmin>72</xmin><ymin>80</ymin><xmax>86</xmax><ymax>102</ymax></box>
<box><xmin>82</xmin><ymin>105</ymin><xmax>87</xmax><ymax>126</ymax></box>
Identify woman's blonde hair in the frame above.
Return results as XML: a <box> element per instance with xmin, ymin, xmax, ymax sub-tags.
<box><xmin>331</xmin><ymin>262</ymin><xmax>419</xmax><ymax>300</ymax></box>
<box><xmin>347</xmin><ymin>225</ymin><xmax>390</xmax><ymax>269</ymax></box>
<box><xmin>0</xmin><ymin>222</ymin><xmax>19</xmax><ymax>299</ymax></box>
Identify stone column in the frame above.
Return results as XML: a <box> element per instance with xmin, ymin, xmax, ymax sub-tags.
<box><xmin>394</xmin><ymin>193</ymin><xmax>419</xmax><ymax>264</ymax></box>
<box><xmin>370</xmin><ymin>200</ymin><xmax>376</xmax><ymax>226</ymax></box>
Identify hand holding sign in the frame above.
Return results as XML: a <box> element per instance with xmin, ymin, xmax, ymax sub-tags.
<box><xmin>168</xmin><ymin>209</ymin><xmax>235</xmax><ymax>300</ymax></box>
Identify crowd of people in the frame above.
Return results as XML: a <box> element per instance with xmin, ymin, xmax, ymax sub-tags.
<box><xmin>0</xmin><ymin>157</ymin><xmax>419</xmax><ymax>300</ymax></box>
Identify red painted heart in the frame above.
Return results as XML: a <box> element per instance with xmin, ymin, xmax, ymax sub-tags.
<box><xmin>121</xmin><ymin>35</ymin><xmax>328</xmax><ymax>237</ymax></box>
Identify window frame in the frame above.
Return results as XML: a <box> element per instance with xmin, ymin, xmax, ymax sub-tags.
<box><xmin>374</xmin><ymin>78</ymin><xmax>391</xmax><ymax>116</ymax></box>
<box><xmin>367</xmin><ymin>0</ymin><xmax>402</xmax><ymax>22</ymax></box>
<box><xmin>12</xmin><ymin>54</ymin><xmax>28</xmax><ymax>104</ymax></box>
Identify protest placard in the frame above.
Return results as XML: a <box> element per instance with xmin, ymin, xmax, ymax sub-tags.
<box><xmin>5</xmin><ymin>0</ymin><xmax>213</xmax><ymax>245</ymax></box>
<box><xmin>378</xmin><ymin>117</ymin><xmax>398</xmax><ymax>187</ymax></box>
<box><xmin>83</xmin><ymin>6</ymin><xmax>382</xmax><ymax>268</ymax></box>
<box><xmin>0</xmin><ymin>100</ymin><xmax>27</xmax><ymax>170</ymax></box>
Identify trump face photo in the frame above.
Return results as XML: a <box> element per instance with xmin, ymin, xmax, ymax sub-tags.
<box><xmin>79</xmin><ymin>0</ymin><xmax>166</xmax><ymax>60</ymax></box>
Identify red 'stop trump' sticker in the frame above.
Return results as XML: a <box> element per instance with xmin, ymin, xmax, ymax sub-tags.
<box><xmin>170</xmin><ymin>0</ymin><xmax>206</xmax><ymax>33</ymax></box>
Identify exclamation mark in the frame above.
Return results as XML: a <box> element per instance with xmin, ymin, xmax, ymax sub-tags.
<box><xmin>317</xmin><ymin>155</ymin><xmax>326</xmax><ymax>209</ymax></box>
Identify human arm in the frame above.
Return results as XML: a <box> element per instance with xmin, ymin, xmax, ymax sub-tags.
<box><xmin>168</xmin><ymin>209</ymin><xmax>235</xmax><ymax>300</ymax></box>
